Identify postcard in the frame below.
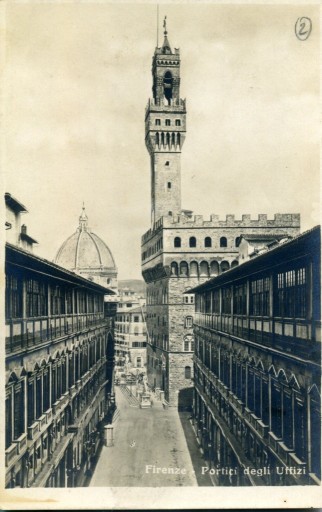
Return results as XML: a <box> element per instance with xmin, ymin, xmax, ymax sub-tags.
<box><xmin>1</xmin><ymin>0</ymin><xmax>321</xmax><ymax>509</ymax></box>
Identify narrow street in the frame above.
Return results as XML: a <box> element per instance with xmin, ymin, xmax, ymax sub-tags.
<box><xmin>90</xmin><ymin>387</ymin><xmax>198</xmax><ymax>487</ymax></box>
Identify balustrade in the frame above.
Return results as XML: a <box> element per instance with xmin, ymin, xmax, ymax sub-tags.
<box><xmin>5</xmin><ymin>312</ymin><xmax>106</xmax><ymax>354</ymax></box>
<box><xmin>194</xmin><ymin>312</ymin><xmax>320</xmax><ymax>359</ymax></box>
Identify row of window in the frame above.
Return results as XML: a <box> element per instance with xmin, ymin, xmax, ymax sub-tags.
<box><xmin>146</xmin><ymin>287</ymin><xmax>169</xmax><ymax>305</ymax></box>
<box><xmin>142</xmin><ymin>237</ymin><xmax>238</xmax><ymax>263</ymax></box>
<box><xmin>174</xmin><ymin>236</ymin><xmax>239</xmax><ymax>249</ymax></box>
<box><xmin>194</xmin><ymin>350</ymin><xmax>320</xmax><ymax>477</ymax></box>
<box><xmin>6</xmin><ymin>275</ymin><xmax>104</xmax><ymax>320</ymax></box>
<box><xmin>6</xmin><ymin>337</ymin><xmax>108</xmax><ymax>449</ymax></box>
<box><xmin>196</xmin><ymin>265</ymin><xmax>308</xmax><ymax>319</ymax></box>
<box><xmin>6</xmin><ymin>371</ymin><xmax>106</xmax><ymax>489</ymax></box>
<box><xmin>142</xmin><ymin>237</ymin><xmax>163</xmax><ymax>261</ymax></box>
<box><xmin>118</xmin><ymin>302</ymin><xmax>134</xmax><ymax>308</ymax></box>
<box><xmin>115</xmin><ymin>325</ymin><xmax>146</xmax><ymax>335</ymax></box>
<box><xmin>155</xmin><ymin>118</ymin><xmax>181</xmax><ymax>126</ymax></box>
<box><xmin>116</xmin><ymin>315</ymin><xmax>141</xmax><ymax>323</ymax></box>
<box><xmin>146</xmin><ymin>294</ymin><xmax>194</xmax><ymax>306</ymax></box>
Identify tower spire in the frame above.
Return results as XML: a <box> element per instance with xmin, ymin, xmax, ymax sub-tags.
<box><xmin>161</xmin><ymin>15</ymin><xmax>172</xmax><ymax>54</ymax></box>
<box><xmin>163</xmin><ymin>15</ymin><xmax>167</xmax><ymax>35</ymax></box>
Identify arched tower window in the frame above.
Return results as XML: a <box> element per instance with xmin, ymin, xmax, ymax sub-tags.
<box><xmin>180</xmin><ymin>261</ymin><xmax>189</xmax><ymax>276</ymax></box>
<box><xmin>210</xmin><ymin>260</ymin><xmax>219</xmax><ymax>276</ymax></box>
<box><xmin>235</xmin><ymin>237</ymin><xmax>240</xmax><ymax>247</ymax></box>
<box><xmin>171</xmin><ymin>262</ymin><xmax>178</xmax><ymax>276</ymax></box>
<box><xmin>190</xmin><ymin>261</ymin><xmax>199</xmax><ymax>277</ymax></box>
<box><xmin>189</xmin><ymin>237</ymin><xmax>196</xmax><ymax>248</ymax></box>
<box><xmin>220</xmin><ymin>237</ymin><xmax>227</xmax><ymax>248</ymax></box>
<box><xmin>205</xmin><ymin>237</ymin><xmax>212</xmax><ymax>248</ymax></box>
<box><xmin>174</xmin><ymin>237</ymin><xmax>181</xmax><ymax>248</ymax></box>
<box><xmin>200</xmin><ymin>261</ymin><xmax>209</xmax><ymax>277</ymax></box>
<box><xmin>220</xmin><ymin>261</ymin><xmax>230</xmax><ymax>273</ymax></box>
<box><xmin>163</xmin><ymin>71</ymin><xmax>173</xmax><ymax>104</ymax></box>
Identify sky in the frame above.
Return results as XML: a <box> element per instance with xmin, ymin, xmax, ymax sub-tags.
<box><xmin>3</xmin><ymin>3</ymin><xmax>320</xmax><ymax>280</ymax></box>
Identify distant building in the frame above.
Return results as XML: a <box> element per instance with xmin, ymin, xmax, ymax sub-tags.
<box><xmin>237</xmin><ymin>234</ymin><xmax>292</xmax><ymax>262</ymax></box>
<box><xmin>141</xmin><ymin>24</ymin><xmax>301</xmax><ymax>408</ymax></box>
<box><xmin>114</xmin><ymin>289</ymin><xmax>147</xmax><ymax>371</ymax></box>
<box><xmin>118</xmin><ymin>279</ymin><xmax>146</xmax><ymax>298</ymax></box>
<box><xmin>5</xmin><ymin>193</ymin><xmax>38</xmax><ymax>252</ymax></box>
<box><xmin>5</xmin><ymin>196</ymin><xmax>117</xmax><ymax>488</ymax></box>
<box><xmin>55</xmin><ymin>206</ymin><xmax>118</xmax><ymax>291</ymax></box>
<box><xmin>189</xmin><ymin>226</ymin><xmax>321</xmax><ymax>485</ymax></box>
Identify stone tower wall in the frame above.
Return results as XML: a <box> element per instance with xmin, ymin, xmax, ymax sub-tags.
<box><xmin>151</xmin><ymin>152</ymin><xmax>182</xmax><ymax>221</ymax></box>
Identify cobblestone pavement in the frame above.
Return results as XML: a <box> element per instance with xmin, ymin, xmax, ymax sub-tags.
<box><xmin>90</xmin><ymin>387</ymin><xmax>198</xmax><ymax>487</ymax></box>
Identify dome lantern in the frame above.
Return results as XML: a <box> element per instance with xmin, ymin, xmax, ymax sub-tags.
<box><xmin>79</xmin><ymin>203</ymin><xmax>88</xmax><ymax>231</ymax></box>
<box><xmin>54</xmin><ymin>206</ymin><xmax>118</xmax><ymax>290</ymax></box>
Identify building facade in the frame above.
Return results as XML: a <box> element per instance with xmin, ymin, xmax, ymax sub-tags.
<box><xmin>55</xmin><ymin>206</ymin><xmax>118</xmax><ymax>291</ymax></box>
<box><xmin>114</xmin><ymin>288</ymin><xmax>147</xmax><ymax>370</ymax></box>
<box><xmin>5</xmin><ymin>198</ymin><xmax>117</xmax><ymax>488</ymax></box>
<box><xmin>141</xmin><ymin>24</ymin><xmax>301</xmax><ymax>407</ymax></box>
<box><xmin>5</xmin><ymin>192</ymin><xmax>38</xmax><ymax>251</ymax></box>
<box><xmin>190</xmin><ymin>226</ymin><xmax>321</xmax><ymax>485</ymax></box>
<box><xmin>115</xmin><ymin>303</ymin><xmax>147</xmax><ymax>371</ymax></box>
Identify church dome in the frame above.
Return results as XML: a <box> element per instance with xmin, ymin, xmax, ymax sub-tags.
<box><xmin>55</xmin><ymin>206</ymin><xmax>117</xmax><ymax>288</ymax></box>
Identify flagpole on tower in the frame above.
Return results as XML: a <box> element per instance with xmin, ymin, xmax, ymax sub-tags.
<box><xmin>157</xmin><ymin>4</ymin><xmax>159</xmax><ymax>47</ymax></box>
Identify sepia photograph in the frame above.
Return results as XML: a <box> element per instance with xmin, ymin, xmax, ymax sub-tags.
<box><xmin>2</xmin><ymin>0</ymin><xmax>321</xmax><ymax>509</ymax></box>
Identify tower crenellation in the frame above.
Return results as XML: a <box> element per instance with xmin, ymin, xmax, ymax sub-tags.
<box><xmin>142</xmin><ymin>212</ymin><xmax>301</xmax><ymax>244</ymax></box>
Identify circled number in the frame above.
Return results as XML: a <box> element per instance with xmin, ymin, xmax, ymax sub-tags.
<box><xmin>295</xmin><ymin>17</ymin><xmax>312</xmax><ymax>41</ymax></box>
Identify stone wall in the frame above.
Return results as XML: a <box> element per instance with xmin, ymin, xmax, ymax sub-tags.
<box><xmin>151</xmin><ymin>152</ymin><xmax>182</xmax><ymax>222</ymax></box>
<box><xmin>145</xmin><ymin>274</ymin><xmax>209</xmax><ymax>406</ymax></box>
<box><xmin>168</xmin><ymin>351</ymin><xmax>194</xmax><ymax>407</ymax></box>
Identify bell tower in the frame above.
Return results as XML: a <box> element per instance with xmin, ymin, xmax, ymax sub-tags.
<box><xmin>145</xmin><ymin>18</ymin><xmax>186</xmax><ymax>225</ymax></box>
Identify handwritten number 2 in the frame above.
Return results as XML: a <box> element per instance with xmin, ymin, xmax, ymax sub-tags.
<box><xmin>299</xmin><ymin>22</ymin><xmax>308</xmax><ymax>36</ymax></box>
<box><xmin>295</xmin><ymin>17</ymin><xmax>312</xmax><ymax>41</ymax></box>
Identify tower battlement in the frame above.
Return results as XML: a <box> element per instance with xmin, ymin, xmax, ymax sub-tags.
<box><xmin>142</xmin><ymin>213</ymin><xmax>301</xmax><ymax>244</ymax></box>
<box><xmin>145</xmin><ymin>98</ymin><xmax>186</xmax><ymax>117</ymax></box>
<box><xmin>166</xmin><ymin>212</ymin><xmax>301</xmax><ymax>227</ymax></box>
